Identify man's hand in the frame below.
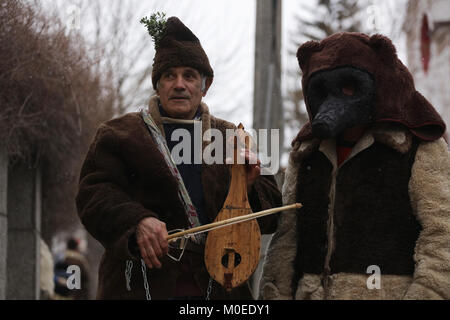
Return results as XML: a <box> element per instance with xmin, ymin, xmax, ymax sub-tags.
<box><xmin>136</xmin><ymin>217</ymin><xmax>169</xmax><ymax>269</ymax></box>
<box><xmin>243</xmin><ymin>149</ymin><xmax>261</xmax><ymax>188</ymax></box>
<box><xmin>225</xmin><ymin>135</ymin><xmax>261</xmax><ymax>189</ymax></box>
<box><xmin>226</xmin><ymin>149</ymin><xmax>261</xmax><ymax>187</ymax></box>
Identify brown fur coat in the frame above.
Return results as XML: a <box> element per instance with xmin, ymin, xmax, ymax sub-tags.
<box><xmin>76</xmin><ymin>96</ymin><xmax>281</xmax><ymax>299</ymax></box>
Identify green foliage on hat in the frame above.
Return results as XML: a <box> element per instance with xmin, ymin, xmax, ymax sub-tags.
<box><xmin>140</xmin><ymin>12</ymin><xmax>167</xmax><ymax>49</ymax></box>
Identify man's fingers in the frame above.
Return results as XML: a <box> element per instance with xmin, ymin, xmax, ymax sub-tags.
<box><xmin>157</xmin><ymin>222</ymin><xmax>169</xmax><ymax>255</ymax></box>
<box><xmin>241</xmin><ymin>149</ymin><xmax>260</xmax><ymax>165</ymax></box>
<box><xmin>152</xmin><ymin>225</ymin><xmax>169</xmax><ymax>257</ymax></box>
<box><xmin>141</xmin><ymin>240</ymin><xmax>162</xmax><ymax>269</ymax></box>
<box><xmin>250</xmin><ymin>165</ymin><xmax>261</xmax><ymax>176</ymax></box>
<box><xmin>149</xmin><ymin>234</ymin><xmax>163</xmax><ymax>258</ymax></box>
<box><xmin>160</xmin><ymin>230</ymin><xmax>169</xmax><ymax>255</ymax></box>
<box><xmin>136</xmin><ymin>217</ymin><xmax>169</xmax><ymax>268</ymax></box>
<box><xmin>138</xmin><ymin>233</ymin><xmax>162</xmax><ymax>269</ymax></box>
<box><xmin>148</xmin><ymin>245</ymin><xmax>162</xmax><ymax>269</ymax></box>
<box><xmin>139</xmin><ymin>243</ymin><xmax>153</xmax><ymax>269</ymax></box>
<box><xmin>144</xmin><ymin>256</ymin><xmax>153</xmax><ymax>269</ymax></box>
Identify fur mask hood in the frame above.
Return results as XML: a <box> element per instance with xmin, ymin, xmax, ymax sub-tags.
<box><xmin>294</xmin><ymin>32</ymin><xmax>446</xmax><ymax>145</ymax></box>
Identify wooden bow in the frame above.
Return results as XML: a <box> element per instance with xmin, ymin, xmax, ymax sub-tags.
<box><xmin>166</xmin><ymin>203</ymin><xmax>302</xmax><ymax>242</ymax></box>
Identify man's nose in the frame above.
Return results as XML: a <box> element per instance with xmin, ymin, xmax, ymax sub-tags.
<box><xmin>173</xmin><ymin>75</ymin><xmax>186</xmax><ymax>90</ymax></box>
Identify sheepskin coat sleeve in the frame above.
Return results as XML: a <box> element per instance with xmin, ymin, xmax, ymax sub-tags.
<box><xmin>258</xmin><ymin>140</ymin><xmax>307</xmax><ymax>300</ymax></box>
<box><xmin>405</xmin><ymin>138</ymin><xmax>450</xmax><ymax>299</ymax></box>
<box><xmin>76</xmin><ymin>121</ymin><xmax>160</xmax><ymax>250</ymax></box>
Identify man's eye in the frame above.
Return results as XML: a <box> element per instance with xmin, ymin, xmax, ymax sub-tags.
<box><xmin>163</xmin><ymin>73</ymin><xmax>175</xmax><ymax>80</ymax></box>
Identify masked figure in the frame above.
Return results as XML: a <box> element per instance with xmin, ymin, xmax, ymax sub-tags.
<box><xmin>260</xmin><ymin>32</ymin><xmax>450</xmax><ymax>300</ymax></box>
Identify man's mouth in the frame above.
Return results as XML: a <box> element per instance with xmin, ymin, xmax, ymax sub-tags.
<box><xmin>170</xmin><ymin>96</ymin><xmax>189</xmax><ymax>100</ymax></box>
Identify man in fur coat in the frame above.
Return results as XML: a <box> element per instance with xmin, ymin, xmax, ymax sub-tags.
<box><xmin>76</xmin><ymin>16</ymin><xmax>281</xmax><ymax>300</ymax></box>
<box><xmin>260</xmin><ymin>32</ymin><xmax>450</xmax><ymax>300</ymax></box>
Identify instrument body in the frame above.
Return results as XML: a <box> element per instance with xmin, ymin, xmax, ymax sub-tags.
<box><xmin>204</xmin><ymin>163</ymin><xmax>261</xmax><ymax>291</ymax></box>
<box><xmin>204</xmin><ymin>124</ymin><xmax>261</xmax><ymax>291</ymax></box>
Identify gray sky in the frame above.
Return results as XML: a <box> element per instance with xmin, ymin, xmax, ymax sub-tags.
<box><xmin>42</xmin><ymin>0</ymin><xmax>408</xmax><ymax>161</ymax></box>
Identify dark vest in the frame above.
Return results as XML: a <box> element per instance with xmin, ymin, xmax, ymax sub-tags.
<box><xmin>293</xmin><ymin>139</ymin><xmax>421</xmax><ymax>284</ymax></box>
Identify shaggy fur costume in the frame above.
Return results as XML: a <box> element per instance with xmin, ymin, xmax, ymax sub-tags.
<box><xmin>259</xmin><ymin>33</ymin><xmax>450</xmax><ymax>300</ymax></box>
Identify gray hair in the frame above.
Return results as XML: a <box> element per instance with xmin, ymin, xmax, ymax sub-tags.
<box><xmin>201</xmin><ymin>75</ymin><xmax>206</xmax><ymax>92</ymax></box>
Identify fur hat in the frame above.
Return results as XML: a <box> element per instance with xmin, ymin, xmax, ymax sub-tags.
<box><xmin>294</xmin><ymin>32</ymin><xmax>446</xmax><ymax>143</ymax></box>
<box><xmin>149</xmin><ymin>16</ymin><xmax>214</xmax><ymax>90</ymax></box>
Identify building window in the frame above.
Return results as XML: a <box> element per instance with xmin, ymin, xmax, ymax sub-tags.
<box><xmin>420</xmin><ymin>14</ymin><xmax>431</xmax><ymax>73</ymax></box>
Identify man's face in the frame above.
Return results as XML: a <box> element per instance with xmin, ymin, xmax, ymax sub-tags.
<box><xmin>157</xmin><ymin>66</ymin><xmax>211</xmax><ymax>119</ymax></box>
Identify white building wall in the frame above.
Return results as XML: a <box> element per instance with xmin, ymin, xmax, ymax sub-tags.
<box><xmin>404</xmin><ymin>0</ymin><xmax>450</xmax><ymax>135</ymax></box>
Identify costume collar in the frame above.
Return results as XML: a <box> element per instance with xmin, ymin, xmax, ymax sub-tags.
<box><xmin>290</xmin><ymin>123</ymin><xmax>413</xmax><ymax>166</ymax></box>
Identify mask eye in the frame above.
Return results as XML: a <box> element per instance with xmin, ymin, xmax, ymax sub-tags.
<box><xmin>341</xmin><ymin>84</ymin><xmax>355</xmax><ymax>96</ymax></box>
<box><xmin>339</xmin><ymin>77</ymin><xmax>357</xmax><ymax>97</ymax></box>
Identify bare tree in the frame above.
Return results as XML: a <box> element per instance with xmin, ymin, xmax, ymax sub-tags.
<box><xmin>44</xmin><ymin>0</ymin><xmax>160</xmax><ymax>114</ymax></box>
<box><xmin>88</xmin><ymin>0</ymin><xmax>156</xmax><ymax>114</ymax></box>
<box><xmin>284</xmin><ymin>0</ymin><xmax>370</xmax><ymax>135</ymax></box>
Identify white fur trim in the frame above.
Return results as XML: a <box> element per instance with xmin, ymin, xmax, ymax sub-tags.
<box><xmin>259</xmin><ymin>147</ymin><xmax>302</xmax><ymax>300</ymax></box>
<box><xmin>406</xmin><ymin>138</ymin><xmax>450</xmax><ymax>299</ymax></box>
<box><xmin>323</xmin><ymin>273</ymin><xmax>411</xmax><ymax>300</ymax></box>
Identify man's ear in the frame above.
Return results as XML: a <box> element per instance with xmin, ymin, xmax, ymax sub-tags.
<box><xmin>155</xmin><ymin>80</ymin><xmax>160</xmax><ymax>96</ymax></box>
<box><xmin>202</xmin><ymin>77</ymin><xmax>213</xmax><ymax>96</ymax></box>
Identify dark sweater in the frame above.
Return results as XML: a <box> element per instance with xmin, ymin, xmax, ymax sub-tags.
<box><xmin>160</xmin><ymin>106</ymin><xmax>208</xmax><ymax>225</ymax></box>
